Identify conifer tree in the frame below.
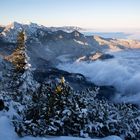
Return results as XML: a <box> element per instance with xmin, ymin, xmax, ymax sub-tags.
<box><xmin>5</xmin><ymin>30</ymin><xmax>29</xmax><ymax>73</ymax></box>
<box><xmin>2</xmin><ymin>31</ymin><xmax>38</xmax><ymax>103</ymax></box>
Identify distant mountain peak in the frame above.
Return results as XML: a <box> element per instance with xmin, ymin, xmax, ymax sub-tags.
<box><xmin>48</xmin><ymin>26</ymin><xmax>84</xmax><ymax>32</ymax></box>
<box><xmin>0</xmin><ymin>25</ymin><xmax>5</xmax><ymax>28</ymax></box>
<box><xmin>2</xmin><ymin>22</ymin><xmax>85</xmax><ymax>33</ymax></box>
<box><xmin>8</xmin><ymin>21</ymin><xmax>21</xmax><ymax>27</ymax></box>
<box><xmin>72</xmin><ymin>30</ymin><xmax>83</xmax><ymax>37</ymax></box>
<box><xmin>4</xmin><ymin>22</ymin><xmax>22</xmax><ymax>31</ymax></box>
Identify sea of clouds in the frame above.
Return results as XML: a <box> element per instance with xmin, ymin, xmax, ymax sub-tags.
<box><xmin>58</xmin><ymin>50</ymin><xmax>140</xmax><ymax>105</ymax></box>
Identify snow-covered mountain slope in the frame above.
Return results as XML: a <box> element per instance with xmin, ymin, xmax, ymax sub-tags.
<box><xmin>0</xmin><ymin>22</ymin><xmax>140</xmax><ymax>140</ymax></box>
<box><xmin>0</xmin><ymin>22</ymin><xmax>48</xmax><ymax>43</ymax></box>
<box><xmin>0</xmin><ymin>22</ymin><xmax>84</xmax><ymax>43</ymax></box>
<box><xmin>93</xmin><ymin>35</ymin><xmax>140</xmax><ymax>51</ymax></box>
<box><xmin>0</xmin><ymin>22</ymin><xmax>140</xmax><ymax>68</ymax></box>
<box><xmin>1</xmin><ymin>22</ymin><xmax>140</xmax><ymax>50</ymax></box>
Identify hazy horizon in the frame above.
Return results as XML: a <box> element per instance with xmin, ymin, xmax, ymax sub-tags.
<box><xmin>1</xmin><ymin>0</ymin><xmax>140</xmax><ymax>32</ymax></box>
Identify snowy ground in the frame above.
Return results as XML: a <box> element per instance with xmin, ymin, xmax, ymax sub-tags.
<box><xmin>0</xmin><ymin>113</ymin><xmax>122</xmax><ymax>140</ymax></box>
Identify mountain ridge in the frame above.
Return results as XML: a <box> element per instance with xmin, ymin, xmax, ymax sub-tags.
<box><xmin>0</xmin><ymin>21</ymin><xmax>140</xmax><ymax>69</ymax></box>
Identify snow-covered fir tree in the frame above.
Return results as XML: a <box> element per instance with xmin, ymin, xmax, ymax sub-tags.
<box><xmin>1</xmin><ymin>30</ymin><xmax>39</xmax><ymax>103</ymax></box>
<box><xmin>13</xmin><ymin>79</ymin><xmax>140</xmax><ymax>140</ymax></box>
<box><xmin>5</xmin><ymin>30</ymin><xmax>29</xmax><ymax>72</ymax></box>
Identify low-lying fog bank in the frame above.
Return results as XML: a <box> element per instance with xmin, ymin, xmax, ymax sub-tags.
<box><xmin>58</xmin><ymin>50</ymin><xmax>140</xmax><ymax>105</ymax></box>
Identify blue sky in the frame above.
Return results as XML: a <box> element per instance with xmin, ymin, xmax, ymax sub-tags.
<box><xmin>0</xmin><ymin>0</ymin><xmax>140</xmax><ymax>31</ymax></box>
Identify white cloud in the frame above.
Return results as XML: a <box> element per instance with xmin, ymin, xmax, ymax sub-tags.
<box><xmin>58</xmin><ymin>50</ymin><xmax>140</xmax><ymax>104</ymax></box>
